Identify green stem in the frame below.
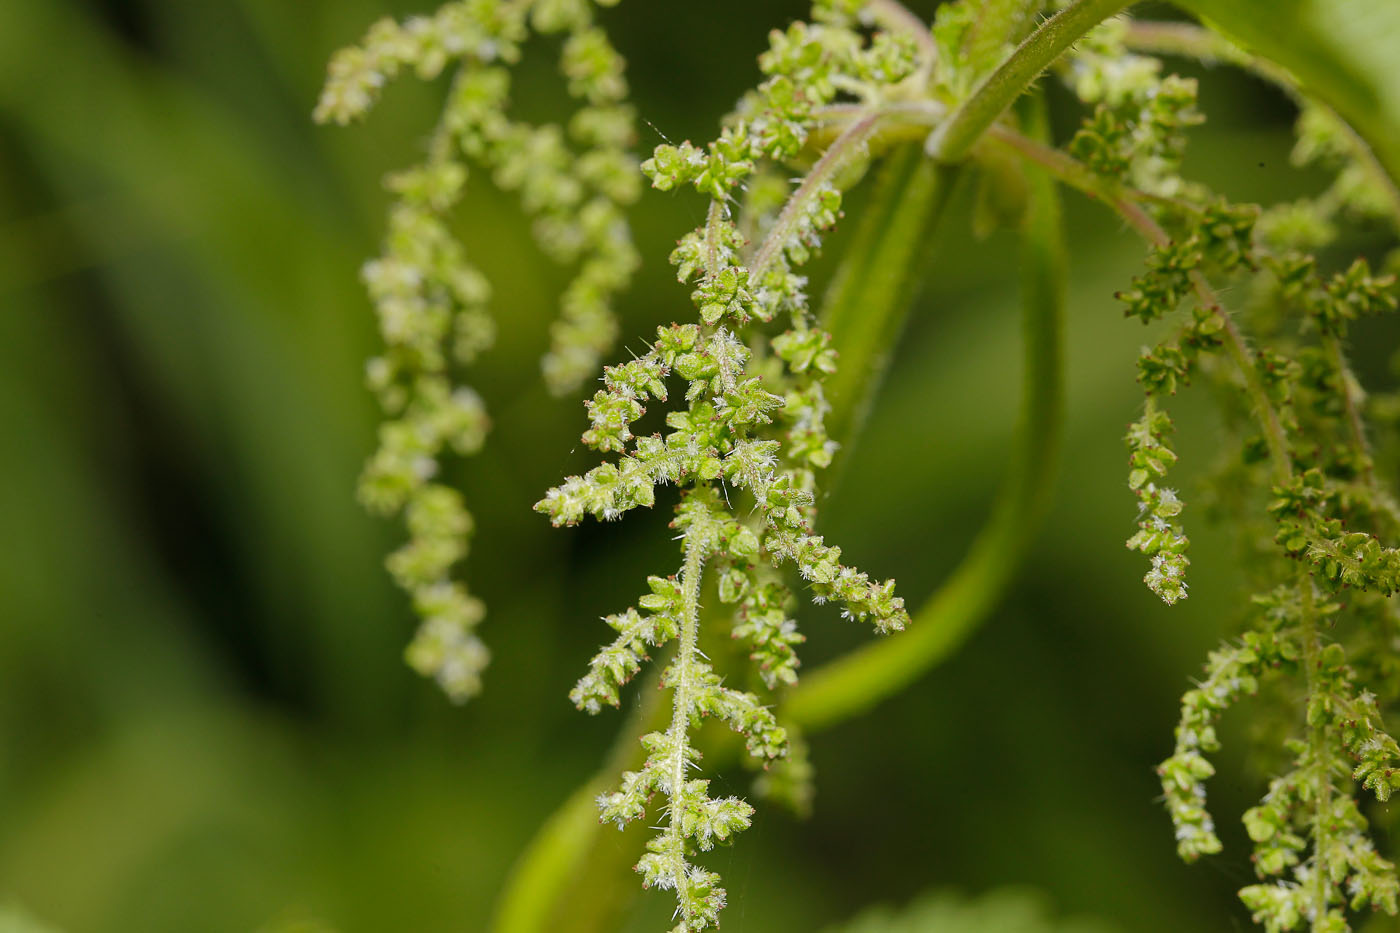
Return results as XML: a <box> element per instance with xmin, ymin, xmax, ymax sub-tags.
<box><xmin>491</xmin><ymin>671</ymin><xmax>665</xmax><ymax>933</ymax></box>
<box><xmin>704</xmin><ymin>199</ymin><xmax>725</xmax><ymax>279</ymax></box>
<box><xmin>1122</xmin><ymin>20</ymin><xmax>1263</xmax><ymax>71</ymax></box>
<box><xmin>664</xmin><ymin>529</ymin><xmax>706</xmax><ymax>922</ymax></box>
<box><xmin>961</xmin><ymin>0</ymin><xmax>1040</xmax><ymax>71</ymax></box>
<box><xmin>1325</xmin><ymin>335</ymin><xmax>1374</xmax><ymax>484</ymax></box>
<box><xmin>492</xmin><ymin>533</ymin><xmax>708</xmax><ymax>933</ymax></box>
<box><xmin>1297</xmin><ymin>576</ymin><xmax>1334</xmax><ymax>929</ymax></box>
<box><xmin>926</xmin><ymin>0</ymin><xmax>1131</xmax><ymax>163</ymax></box>
<box><xmin>751</xmin><ymin>112</ymin><xmax>881</xmax><ymax>281</ymax></box>
<box><xmin>820</xmin><ymin>145</ymin><xmax>963</xmax><ymax>454</ymax></box>
<box><xmin>786</xmin><ymin>97</ymin><xmax>1067</xmax><ymax>730</ymax></box>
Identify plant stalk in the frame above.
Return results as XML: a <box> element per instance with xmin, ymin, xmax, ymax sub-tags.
<box><xmin>664</xmin><ymin>528</ymin><xmax>706</xmax><ymax>913</ymax></box>
<box><xmin>820</xmin><ymin>145</ymin><xmax>963</xmax><ymax>456</ymax></box>
<box><xmin>925</xmin><ymin>0</ymin><xmax>1130</xmax><ymax>163</ymax></box>
<box><xmin>751</xmin><ymin>113</ymin><xmax>881</xmax><ymax>281</ymax></box>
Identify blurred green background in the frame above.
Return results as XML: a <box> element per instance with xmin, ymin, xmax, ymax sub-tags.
<box><xmin>2</xmin><ymin>0</ymin><xmax>1398</xmax><ymax>930</ymax></box>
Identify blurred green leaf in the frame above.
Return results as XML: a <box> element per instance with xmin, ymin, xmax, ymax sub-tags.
<box><xmin>1171</xmin><ymin>0</ymin><xmax>1400</xmax><ymax>182</ymax></box>
<box><xmin>0</xmin><ymin>905</ymin><xmax>62</xmax><ymax>933</ymax></box>
<box><xmin>821</xmin><ymin>888</ymin><xmax>1117</xmax><ymax>933</ymax></box>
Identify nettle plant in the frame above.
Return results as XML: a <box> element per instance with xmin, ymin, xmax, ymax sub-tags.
<box><xmin>316</xmin><ymin>0</ymin><xmax>1400</xmax><ymax>929</ymax></box>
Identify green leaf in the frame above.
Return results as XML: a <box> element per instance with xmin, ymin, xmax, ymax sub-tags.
<box><xmin>1170</xmin><ymin>0</ymin><xmax>1400</xmax><ymax>185</ymax></box>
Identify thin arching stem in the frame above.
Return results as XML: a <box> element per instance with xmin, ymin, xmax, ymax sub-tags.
<box><xmin>1325</xmin><ymin>335</ymin><xmax>1375</xmax><ymax>485</ymax></box>
<box><xmin>985</xmin><ymin>123</ymin><xmax>1294</xmax><ymax>483</ymax></box>
<box><xmin>1296</xmin><ymin>574</ymin><xmax>1334</xmax><ymax>930</ymax></box>
<box><xmin>819</xmin><ymin>145</ymin><xmax>964</xmax><ymax>459</ymax></box>
<box><xmin>750</xmin><ymin>113</ymin><xmax>881</xmax><ymax>281</ymax></box>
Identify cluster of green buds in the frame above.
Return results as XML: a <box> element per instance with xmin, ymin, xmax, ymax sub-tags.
<box><xmin>535</xmin><ymin>3</ymin><xmax>922</xmax><ymax>926</ymax></box>
<box><xmin>1124</xmin><ymin>406</ymin><xmax>1188</xmax><ymax>605</ymax></box>
<box><xmin>1060</xmin><ymin>17</ymin><xmax>1203</xmax><ymax>198</ymax></box>
<box><xmin>1158</xmin><ymin>585</ymin><xmax>1400</xmax><ymax>928</ymax></box>
<box><xmin>316</xmin><ymin>1</ymin><xmax>1400</xmax><ymax>928</ymax></box>
<box><xmin>1115</xmin><ymin>203</ymin><xmax>1260</xmax><ymax>604</ymax></box>
<box><xmin>1235</xmin><ymin>620</ymin><xmax>1400</xmax><ymax>928</ymax></box>
<box><xmin>315</xmin><ymin>0</ymin><xmax>640</xmax><ymax>701</ymax></box>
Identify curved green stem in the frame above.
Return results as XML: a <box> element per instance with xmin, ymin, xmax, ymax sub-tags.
<box><xmin>492</xmin><ymin>670</ymin><xmax>665</xmax><ymax>933</ymax></box>
<box><xmin>787</xmin><ymin>98</ymin><xmax>1067</xmax><ymax>730</ymax></box>
<box><xmin>926</xmin><ymin>0</ymin><xmax>1131</xmax><ymax>163</ymax></box>
<box><xmin>961</xmin><ymin>0</ymin><xmax>1041</xmax><ymax>73</ymax></box>
<box><xmin>1325</xmin><ymin>334</ymin><xmax>1375</xmax><ymax>484</ymax></box>
<box><xmin>820</xmin><ymin>145</ymin><xmax>963</xmax><ymax>455</ymax></box>
<box><xmin>1297</xmin><ymin>574</ymin><xmax>1334</xmax><ymax>930</ymax></box>
<box><xmin>751</xmin><ymin>112</ymin><xmax>880</xmax><ymax>281</ymax></box>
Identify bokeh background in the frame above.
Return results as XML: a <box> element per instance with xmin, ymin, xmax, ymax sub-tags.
<box><xmin>2</xmin><ymin>0</ymin><xmax>1398</xmax><ymax>930</ymax></box>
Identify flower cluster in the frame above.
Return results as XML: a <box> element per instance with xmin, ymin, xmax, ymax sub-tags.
<box><xmin>1235</xmin><ymin>622</ymin><xmax>1400</xmax><ymax>929</ymax></box>
<box><xmin>318</xmin><ymin>1</ymin><xmax>1400</xmax><ymax>928</ymax></box>
<box><xmin>316</xmin><ymin>0</ymin><xmax>640</xmax><ymax>701</ymax></box>
<box><xmin>537</xmin><ymin>5</ymin><xmax>921</xmax><ymax>926</ymax></box>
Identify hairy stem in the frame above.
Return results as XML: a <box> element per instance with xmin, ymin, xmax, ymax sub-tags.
<box><xmin>961</xmin><ymin>0</ymin><xmax>1040</xmax><ymax>71</ymax></box>
<box><xmin>925</xmin><ymin>0</ymin><xmax>1130</xmax><ymax>163</ymax></box>
<box><xmin>493</xmin><ymin>532</ymin><xmax>709</xmax><ymax>933</ymax></box>
<box><xmin>664</xmin><ymin>529</ymin><xmax>707</xmax><ymax>916</ymax></box>
<box><xmin>1297</xmin><ymin>576</ymin><xmax>1333</xmax><ymax>929</ymax></box>
<box><xmin>820</xmin><ymin>145</ymin><xmax>963</xmax><ymax>455</ymax></box>
<box><xmin>787</xmin><ymin>97</ymin><xmax>1066</xmax><ymax>729</ymax></box>
<box><xmin>704</xmin><ymin>199</ymin><xmax>725</xmax><ymax>279</ymax></box>
<box><xmin>1325</xmin><ymin>335</ymin><xmax>1374</xmax><ymax>484</ymax></box>
<box><xmin>986</xmin><ymin>123</ymin><xmax>1294</xmax><ymax>482</ymax></box>
<box><xmin>751</xmin><ymin>113</ymin><xmax>881</xmax><ymax>280</ymax></box>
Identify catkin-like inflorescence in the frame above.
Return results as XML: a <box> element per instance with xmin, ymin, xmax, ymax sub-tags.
<box><xmin>322</xmin><ymin>1</ymin><xmax>1400</xmax><ymax>928</ymax></box>
<box><xmin>317</xmin><ymin>0</ymin><xmax>640</xmax><ymax>701</ymax></box>
<box><xmin>536</xmin><ymin>3</ymin><xmax>920</xmax><ymax>926</ymax></box>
